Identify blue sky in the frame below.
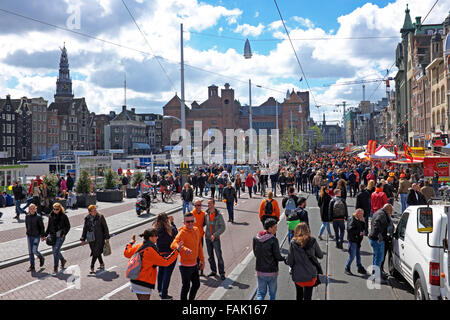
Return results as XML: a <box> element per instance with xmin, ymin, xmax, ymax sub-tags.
<box><xmin>0</xmin><ymin>0</ymin><xmax>448</xmax><ymax>122</ymax></box>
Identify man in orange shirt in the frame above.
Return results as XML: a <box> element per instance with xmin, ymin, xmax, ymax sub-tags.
<box><xmin>171</xmin><ymin>212</ymin><xmax>205</xmax><ymax>300</ymax></box>
<box><xmin>259</xmin><ymin>191</ymin><xmax>280</xmax><ymax>226</ymax></box>
<box><xmin>191</xmin><ymin>198</ymin><xmax>206</xmax><ymax>276</ymax></box>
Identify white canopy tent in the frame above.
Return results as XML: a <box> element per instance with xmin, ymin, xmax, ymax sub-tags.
<box><xmin>371</xmin><ymin>147</ymin><xmax>396</xmax><ymax>160</ymax></box>
<box><xmin>357</xmin><ymin>151</ymin><xmax>368</xmax><ymax>159</ymax></box>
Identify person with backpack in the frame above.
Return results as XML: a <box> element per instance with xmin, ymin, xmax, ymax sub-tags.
<box><xmin>253</xmin><ymin>218</ymin><xmax>287</xmax><ymax>300</ymax></box>
<box><xmin>154</xmin><ymin>213</ymin><xmax>179</xmax><ymax>300</ymax></box>
<box><xmin>328</xmin><ymin>188</ymin><xmax>348</xmax><ymax>249</ymax></box>
<box><xmin>344</xmin><ymin>209</ymin><xmax>367</xmax><ymax>276</ymax></box>
<box><xmin>124</xmin><ymin>229</ymin><xmax>182</xmax><ymax>300</ymax></box>
<box><xmin>259</xmin><ymin>191</ymin><xmax>280</xmax><ymax>226</ymax></box>
<box><xmin>286</xmin><ymin>197</ymin><xmax>309</xmax><ymax>243</ymax></box>
<box><xmin>80</xmin><ymin>205</ymin><xmax>110</xmax><ymax>274</ymax></box>
<box><xmin>170</xmin><ymin>212</ymin><xmax>205</xmax><ymax>300</ymax></box>
<box><xmin>287</xmin><ymin>222</ymin><xmax>323</xmax><ymax>301</ymax></box>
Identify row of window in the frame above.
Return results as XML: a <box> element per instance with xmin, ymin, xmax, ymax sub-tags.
<box><xmin>1</xmin><ymin>113</ymin><xmax>15</xmax><ymax>121</ymax></box>
<box><xmin>431</xmin><ymin>86</ymin><xmax>446</xmax><ymax>107</ymax></box>
<box><xmin>1</xmin><ymin>124</ymin><xmax>15</xmax><ymax>133</ymax></box>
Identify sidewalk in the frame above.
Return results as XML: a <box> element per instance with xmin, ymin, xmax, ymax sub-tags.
<box><xmin>0</xmin><ymin>198</ymin><xmax>182</xmax><ymax>269</ymax></box>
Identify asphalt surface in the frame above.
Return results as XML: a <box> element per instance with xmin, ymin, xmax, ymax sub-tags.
<box><xmin>0</xmin><ymin>187</ymin><xmax>415</xmax><ymax>300</ymax></box>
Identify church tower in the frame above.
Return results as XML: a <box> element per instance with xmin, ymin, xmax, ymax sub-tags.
<box><xmin>54</xmin><ymin>44</ymin><xmax>74</xmax><ymax>103</ymax></box>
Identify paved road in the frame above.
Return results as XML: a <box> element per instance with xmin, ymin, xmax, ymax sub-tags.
<box><xmin>0</xmin><ymin>188</ymin><xmax>415</xmax><ymax>300</ymax></box>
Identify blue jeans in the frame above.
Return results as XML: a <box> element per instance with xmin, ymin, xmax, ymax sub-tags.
<box><xmin>400</xmin><ymin>193</ymin><xmax>408</xmax><ymax>214</ymax></box>
<box><xmin>333</xmin><ymin>220</ymin><xmax>345</xmax><ymax>244</ymax></box>
<box><xmin>312</xmin><ymin>186</ymin><xmax>319</xmax><ymax>201</ymax></box>
<box><xmin>182</xmin><ymin>201</ymin><xmax>192</xmax><ymax>215</ymax></box>
<box><xmin>226</xmin><ymin>202</ymin><xmax>234</xmax><ymax>222</ymax></box>
<box><xmin>206</xmin><ymin>238</ymin><xmax>225</xmax><ymax>275</ymax></box>
<box><xmin>369</xmin><ymin>239</ymin><xmax>385</xmax><ymax>269</ymax></box>
<box><xmin>318</xmin><ymin>222</ymin><xmax>332</xmax><ymax>237</ymax></box>
<box><xmin>345</xmin><ymin>241</ymin><xmax>363</xmax><ymax>269</ymax></box>
<box><xmin>158</xmin><ymin>254</ymin><xmax>177</xmax><ymax>297</ymax></box>
<box><xmin>52</xmin><ymin>236</ymin><xmax>65</xmax><ymax>268</ymax></box>
<box><xmin>27</xmin><ymin>236</ymin><xmax>44</xmax><ymax>267</ymax></box>
<box><xmin>15</xmin><ymin>200</ymin><xmax>26</xmax><ymax>216</ymax></box>
<box><xmin>288</xmin><ymin>230</ymin><xmax>294</xmax><ymax>243</ymax></box>
<box><xmin>256</xmin><ymin>275</ymin><xmax>278</xmax><ymax>300</ymax></box>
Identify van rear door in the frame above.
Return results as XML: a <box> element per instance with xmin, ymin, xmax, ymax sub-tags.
<box><xmin>442</xmin><ymin>221</ymin><xmax>449</xmax><ymax>299</ymax></box>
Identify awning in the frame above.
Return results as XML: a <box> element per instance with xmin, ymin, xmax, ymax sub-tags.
<box><xmin>391</xmin><ymin>159</ymin><xmax>424</xmax><ymax>164</ymax></box>
<box><xmin>371</xmin><ymin>147</ymin><xmax>396</xmax><ymax>160</ymax></box>
<box><xmin>133</xmin><ymin>143</ymin><xmax>151</xmax><ymax>150</ymax></box>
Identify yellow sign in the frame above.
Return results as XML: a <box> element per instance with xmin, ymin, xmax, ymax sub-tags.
<box><xmin>411</xmin><ymin>147</ymin><xmax>425</xmax><ymax>158</ymax></box>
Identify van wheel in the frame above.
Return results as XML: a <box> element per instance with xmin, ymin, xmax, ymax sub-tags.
<box><xmin>388</xmin><ymin>252</ymin><xmax>400</xmax><ymax>278</ymax></box>
<box><xmin>414</xmin><ymin>278</ymin><xmax>426</xmax><ymax>300</ymax></box>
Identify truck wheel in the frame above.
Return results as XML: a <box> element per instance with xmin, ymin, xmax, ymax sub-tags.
<box><xmin>414</xmin><ymin>278</ymin><xmax>426</xmax><ymax>300</ymax></box>
<box><xmin>388</xmin><ymin>251</ymin><xmax>400</xmax><ymax>278</ymax></box>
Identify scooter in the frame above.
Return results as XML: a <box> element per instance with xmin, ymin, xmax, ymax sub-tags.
<box><xmin>136</xmin><ymin>191</ymin><xmax>151</xmax><ymax>215</ymax></box>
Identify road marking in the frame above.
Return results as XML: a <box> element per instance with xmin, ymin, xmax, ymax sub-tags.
<box><xmin>99</xmin><ymin>282</ymin><xmax>130</xmax><ymax>300</ymax></box>
<box><xmin>96</xmin><ymin>266</ymin><xmax>117</xmax><ymax>276</ymax></box>
<box><xmin>0</xmin><ymin>275</ymin><xmax>52</xmax><ymax>297</ymax></box>
<box><xmin>45</xmin><ymin>285</ymin><xmax>76</xmax><ymax>299</ymax></box>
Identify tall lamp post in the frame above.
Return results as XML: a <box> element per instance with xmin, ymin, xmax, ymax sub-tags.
<box><xmin>244</xmin><ymin>39</ymin><xmax>254</xmax><ymax>152</ymax></box>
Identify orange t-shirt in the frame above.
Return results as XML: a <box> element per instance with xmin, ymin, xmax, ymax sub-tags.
<box><xmin>192</xmin><ymin>208</ymin><xmax>206</xmax><ymax>238</ymax></box>
<box><xmin>208</xmin><ymin>210</ymin><xmax>216</xmax><ymax>236</ymax></box>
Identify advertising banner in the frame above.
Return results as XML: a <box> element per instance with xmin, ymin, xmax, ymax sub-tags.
<box><xmin>423</xmin><ymin>157</ymin><xmax>450</xmax><ymax>182</ymax></box>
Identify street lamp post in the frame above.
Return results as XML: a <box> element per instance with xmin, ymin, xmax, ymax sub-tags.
<box><xmin>244</xmin><ymin>39</ymin><xmax>254</xmax><ymax>155</ymax></box>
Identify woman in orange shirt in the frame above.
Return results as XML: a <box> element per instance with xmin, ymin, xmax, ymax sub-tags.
<box><xmin>124</xmin><ymin>229</ymin><xmax>183</xmax><ymax>300</ymax></box>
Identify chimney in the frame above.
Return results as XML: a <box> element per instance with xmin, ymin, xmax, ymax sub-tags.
<box><xmin>415</xmin><ymin>16</ymin><xmax>421</xmax><ymax>27</ymax></box>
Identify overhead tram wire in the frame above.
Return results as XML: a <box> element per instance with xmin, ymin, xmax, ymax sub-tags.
<box><xmin>185</xmin><ymin>30</ymin><xmax>401</xmax><ymax>42</ymax></box>
<box><xmin>121</xmin><ymin>0</ymin><xmax>176</xmax><ymax>92</ymax></box>
<box><xmin>421</xmin><ymin>0</ymin><xmax>440</xmax><ymax>25</ymax></box>
<box><xmin>0</xmin><ymin>7</ymin><xmax>341</xmax><ymax>108</ymax></box>
<box><xmin>272</xmin><ymin>0</ymin><xmax>318</xmax><ymax>108</ymax></box>
<box><xmin>0</xmin><ymin>8</ymin><xmax>286</xmax><ymax>98</ymax></box>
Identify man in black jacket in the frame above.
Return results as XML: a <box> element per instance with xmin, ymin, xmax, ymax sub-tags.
<box><xmin>252</xmin><ymin>218</ymin><xmax>286</xmax><ymax>300</ymax></box>
<box><xmin>25</xmin><ymin>204</ymin><xmax>45</xmax><ymax>271</ymax></box>
<box><xmin>406</xmin><ymin>183</ymin><xmax>427</xmax><ymax>206</ymax></box>
<box><xmin>222</xmin><ymin>182</ymin><xmax>237</xmax><ymax>223</ymax></box>
<box><xmin>369</xmin><ymin>204</ymin><xmax>393</xmax><ymax>282</ymax></box>
<box><xmin>12</xmin><ymin>180</ymin><xmax>26</xmax><ymax>220</ymax></box>
<box><xmin>66</xmin><ymin>172</ymin><xmax>74</xmax><ymax>192</ymax></box>
<box><xmin>282</xmin><ymin>186</ymin><xmax>299</xmax><ymax>209</ymax></box>
<box><xmin>345</xmin><ymin>209</ymin><xmax>367</xmax><ymax>275</ymax></box>
<box><xmin>329</xmin><ymin>188</ymin><xmax>348</xmax><ymax>249</ymax></box>
<box><xmin>355</xmin><ymin>184</ymin><xmax>371</xmax><ymax>236</ymax></box>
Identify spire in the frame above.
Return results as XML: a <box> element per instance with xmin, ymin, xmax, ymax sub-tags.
<box><xmin>55</xmin><ymin>43</ymin><xmax>73</xmax><ymax>102</ymax></box>
<box><xmin>401</xmin><ymin>4</ymin><xmax>414</xmax><ymax>33</ymax></box>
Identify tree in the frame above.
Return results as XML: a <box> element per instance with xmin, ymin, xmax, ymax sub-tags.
<box><xmin>131</xmin><ymin>171</ymin><xmax>144</xmax><ymax>188</ymax></box>
<box><xmin>309</xmin><ymin>125</ymin><xmax>323</xmax><ymax>148</ymax></box>
<box><xmin>76</xmin><ymin>169</ymin><xmax>92</xmax><ymax>194</ymax></box>
<box><xmin>280</xmin><ymin>126</ymin><xmax>300</xmax><ymax>154</ymax></box>
<box><xmin>43</xmin><ymin>174</ymin><xmax>58</xmax><ymax>199</ymax></box>
<box><xmin>103</xmin><ymin>168</ymin><xmax>119</xmax><ymax>190</ymax></box>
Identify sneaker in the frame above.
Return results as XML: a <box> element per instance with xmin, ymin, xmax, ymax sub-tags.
<box><xmin>53</xmin><ymin>267</ymin><xmax>58</xmax><ymax>274</ymax></box>
<box><xmin>318</xmin><ymin>235</ymin><xmax>324</xmax><ymax>241</ymax></box>
<box><xmin>207</xmin><ymin>272</ymin><xmax>217</xmax><ymax>277</ymax></box>
<box><xmin>160</xmin><ymin>295</ymin><xmax>173</xmax><ymax>300</ymax></box>
<box><xmin>220</xmin><ymin>274</ymin><xmax>226</xmax><ymax>280</ymax></box>
<box><xmin>99</xmin><ymin>264</ymin><xmax>105</xmax><ymax>270</ymax></box>
<box><xmin>344</xmin><ymin>268</ymin><xmax>352</xmax><ymax>275</ymax></box>
<box><xmin>27</xmin><ymin>266</ymin><xmax>35</xmax><ymax>272</ymax></box>
<box><xmin>39</xmin><ymin>256</ymin><xmax>45</xmax><ymax>268</ymax></box>
<box><xmin>13</xmin><ymin>215</ymin><xmax>19</xmax><ymax>220</ymax></box>
<box><xmin>329</xmin><ymin>235</ymin><xmax>335</xmax><ymax>240</ymax></box>
<box><xmin>60</xmin><ymin>258</ymin><xmax>67</xmax><ymax>269</ymax></box>
<box><xmin>90</xmin><ymin>267</ymin><xmax>96</xmax><ymax>274</ymax></box>
<box><xmin>357</xmin><ymin>267</ymin><xmax>367</xmax><ymax>275</ymax></box>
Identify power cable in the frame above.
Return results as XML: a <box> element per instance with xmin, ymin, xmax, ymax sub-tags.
<box><xmin>121</xmin><ymin>0</ymin><xmax>177</xmax><ymax>92</ymax></box>
<box><xmin>421</xmin><ymin>0</ymin><xmax>440</xmax><ymax>24</ymax></box>
<box><xmin>272</xmin><ymin>0</ymin><xmax>318</xmax><ymax>108</ymax></box>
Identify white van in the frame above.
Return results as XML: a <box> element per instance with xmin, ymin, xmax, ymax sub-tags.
<box><xmin>389</xmin><ymin>205</ymin><xmax>449</xmax><ymax>300</ymax></box>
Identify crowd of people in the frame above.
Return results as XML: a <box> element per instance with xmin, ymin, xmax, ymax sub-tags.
<box><xmin>11</xmin><ymin>148</ymin><xmax>445</xmax><ymax>300</ymax></box>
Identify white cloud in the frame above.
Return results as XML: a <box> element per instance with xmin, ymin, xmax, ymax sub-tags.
<box><xmin>255</xmin><ymin>11</ymin><xmax>259</xmax><ymax>18</ymax></box>
<box><xmin>268</xmin><ymin>20</ymin><xmax>283</xmax><ymax>31</ymax></box>
<box><xmin>234</xmin><ymin>23</ymin><xmax>265</xmax><ymax>37</ymax></box>
<box><xmin>292</xmin><ymin>16</ymin><xmax>315</xmax><ymax>29</ymax></box>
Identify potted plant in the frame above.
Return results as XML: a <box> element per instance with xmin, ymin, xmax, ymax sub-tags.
<box><xmin>75</xmin><ymin>169</ymin><xmax>97</xmax><ymax>208</ymax></box>
<box><xmin>44</xmin><ymin>174</ymin><xmax>66</xmax><ymax>210</ymax></box>
<box><xmin>127</xmin><ymin>170</ymin><xmax>144</xmax><ymax>198</ymax></box>
<box><xmin>96</xmin><ymin>168</ymin><xmax>123</xmax><ymax>202</ymax></box>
